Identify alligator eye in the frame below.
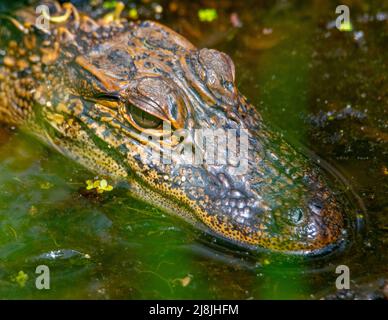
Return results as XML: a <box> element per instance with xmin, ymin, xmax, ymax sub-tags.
<box><xmin>95</xmin><ymin>93</ymin><xmax>120</xmax><ymax>101</ymax></box>
<box><xmin>128</xmin><ymin>104</ymin><xmax>163</xmax><ymax>129</ymax></box>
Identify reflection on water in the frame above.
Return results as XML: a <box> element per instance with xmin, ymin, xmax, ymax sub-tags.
<box><xmin>0</xmin><ymin>0</ymin><xmax>387</xmax><ymax>299</ymax></box>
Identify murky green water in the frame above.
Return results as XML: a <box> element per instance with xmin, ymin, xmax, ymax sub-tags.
<box><xmin>0</xmin><ymin>0</ymin><xmax>387</xmax><ymax>299</ymax></box>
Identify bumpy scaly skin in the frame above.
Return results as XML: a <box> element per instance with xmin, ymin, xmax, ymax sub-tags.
<box><xmin>0</xmin><ymin>1</ymin><xmax>346</xmax><ymax>253</ymax></box>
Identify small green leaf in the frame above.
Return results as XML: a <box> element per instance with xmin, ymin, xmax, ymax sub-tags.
<box><xmin>13</xmin><ymin>271</ymin><xmax>29</xmax><ymax>287</ymax></box>
<box><xmin>198</xmin><ymin>9</ymin><xmax>218</xmax><ymax>22</ymax></box>
<box><xmin>85</xmin><ymin>179</ymin><xmax>114</xmax><ymax>193</ymax></box>
<box><xmin>40</xmin><ymin>181</ymin><xmax>54</xmax><ymax>190</ymax></box>
<box><xmin>129</xmin><ymin>8</ymin><xmax>138</xmax><ymax>20</ymax></box>
<box><xmin>103</xmin><ymin>1</ymin><xmax>118</xmax><ymax>10</ymax></box>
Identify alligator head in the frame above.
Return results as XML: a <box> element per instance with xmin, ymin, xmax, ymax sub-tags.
<box><xmin>2</xmin><ymin>5</ymin><xmax>347</xmax><ymax>253</ymax></box>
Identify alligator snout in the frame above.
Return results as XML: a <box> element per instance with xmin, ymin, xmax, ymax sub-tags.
<box><xmin>179</xmin><ymin>148</ymin><xmax>345</xmax><ymax>253</ymax></box>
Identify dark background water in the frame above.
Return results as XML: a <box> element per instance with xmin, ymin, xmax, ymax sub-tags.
<box><xmin>0</xmin><ymin>0</ymin><xmax>387</xmax><ymax>299</ymax></box>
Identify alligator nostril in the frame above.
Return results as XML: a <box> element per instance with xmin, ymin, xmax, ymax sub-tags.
<box><xmin>309</xmin><ymin>200</ymin><xmax>324</xmax><ymax>215</ymax></box>
<box><xmin>287</xmin><ymin>207</ymin><xmax>304</xmax><ymax>225</ymax></box>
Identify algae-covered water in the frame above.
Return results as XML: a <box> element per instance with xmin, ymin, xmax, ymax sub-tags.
<box><xmin>0</xmin><ymin>0</ymin><xmax>387</xmax><ymax>299</ymax></box>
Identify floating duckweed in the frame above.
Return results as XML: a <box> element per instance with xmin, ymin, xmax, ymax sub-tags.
<box><xmin>263</xmin><ymin>259</ymin><xmax>271</xmax><ymax>265</ymax></box>
<box><xmin>103</xmin><ymin>1</ymin><xmax>118</xmax><ymax>9</ymax></box>
<box><xmin>129</xmin><ymin>8</ymin><xmax>139</xmax><ymax>20</ymax></box>
<box><xmin>86</xmin><ymin>179</ymin><xmax>113</xmax><ymax>193</ymax></box>
<box><xmin>178</xmin><ymin>275</ymin><xmax>192</xmax><ymax>287</ymax></box>
<box><xmin>40</xmin><ymin>181</ymin><xmax>53</xmax><ymax>190</ymax></box>
<box><xmin>86</xmin><ymin>180</ymin><xmax>94</xmax><ymax>190</ymax></box>
<box><xmin>198</xmin><ymin>9</ymin><xmax>218</xmax><ymax>22</ymax></box>
<box><xmin>13</xmin><ymin>271</ymin><xmax>28</xmax><ymax>287</ymax></box>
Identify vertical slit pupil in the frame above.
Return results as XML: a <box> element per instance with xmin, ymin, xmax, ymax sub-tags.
<box><xmin>128</xmin><ymin>104</ymin><xmax>163</xmax><ymax>129</ymax></box>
